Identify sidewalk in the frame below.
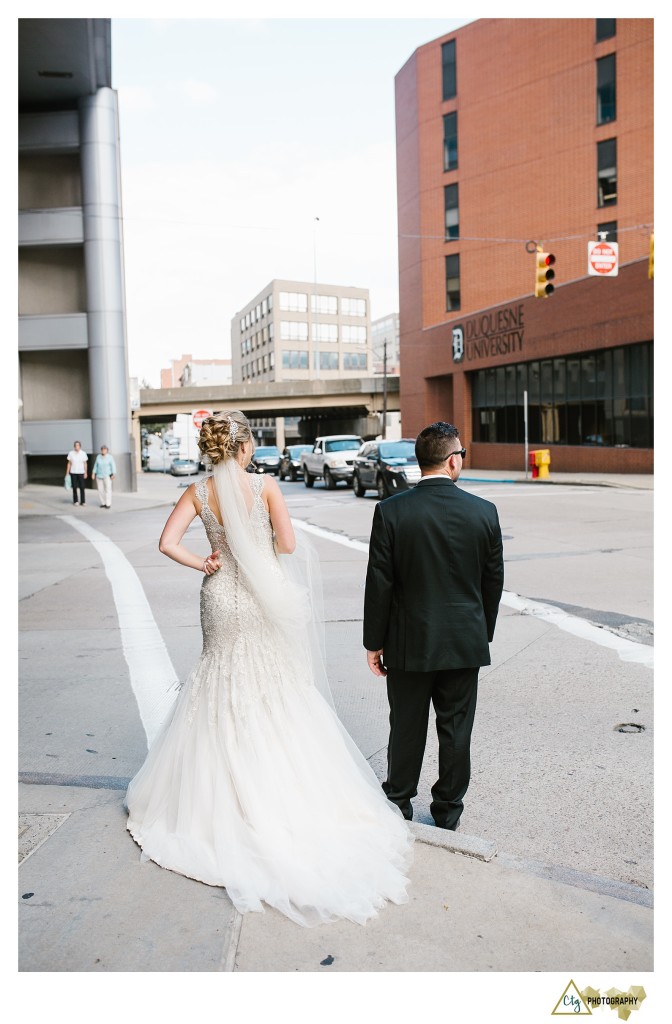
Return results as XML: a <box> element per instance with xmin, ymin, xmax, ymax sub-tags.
<box><xmin>18</xmin><ymin>782</ymin><xmax>652</xmax><ymax>972</ymax></box>
<box><xmin>18</xmin><ymin>469</ymin><xmax>654</xmax><ymax>973</ymax></box>
<box><xmin>17</xmin><ymin>465</ymin><xmax>655</xmax><ymax>520</ymax></box>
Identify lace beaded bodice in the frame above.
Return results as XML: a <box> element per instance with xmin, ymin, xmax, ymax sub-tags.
<box><xmin>196</xmin><ymin>473</ymin><xmax>273</xmax><ymax>557</ymax></box>
<box><xmin>194</xmin><ymin>474</ymin><xmax>279</xmax><ymax>659</ymax></box>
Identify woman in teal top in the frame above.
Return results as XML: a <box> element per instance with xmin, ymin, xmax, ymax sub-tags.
<box><xmin>92</xmin><ymin>446</ymin><xmax>116</xmax><ymax>508</ymax></box>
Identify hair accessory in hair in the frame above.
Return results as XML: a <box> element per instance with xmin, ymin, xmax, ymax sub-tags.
<box><xmin>228</xmin><ymin>416</ymin><xmax>238</xmax><ymax>444</ymax></box>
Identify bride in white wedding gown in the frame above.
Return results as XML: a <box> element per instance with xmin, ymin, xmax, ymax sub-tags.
<box><xmin>125</xmin><ymin>410</ymin><xmax>413</xmax><ymax>927</ymax></box>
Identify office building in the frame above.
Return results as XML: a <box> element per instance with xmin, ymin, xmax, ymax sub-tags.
<box><xmin>18</xmin><ymin>19</ymin><xmax>133</xmax><ymax>488</ymax></box>
<box><xmin>371</xmin><ymin>313</ymin><xmax>400</xmax><ymax>376</ymax></box>
<box><xmin>231</xmin><ymin>279</ymin><xmax>371</xmax><ymax>385</ymax></box>
<box><xmin>160</xmin><ymin>354</ymin><xmax>232</xmax><ymax>388</ymax></box>
<box><xmin>395</xmin><ymin>18</ymin><xmax>653</xmax><ymax>472</ymax></box>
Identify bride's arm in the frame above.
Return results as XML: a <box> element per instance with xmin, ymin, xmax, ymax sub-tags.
<box><xmin>263</xmin><ymin>476</ymin><xmax>296</xmax><ymax>554</ymax></box>
<box><xmin>158</xmin><ymin>485</ymin><xmax>220</xmax><ymax>574</ymax></box>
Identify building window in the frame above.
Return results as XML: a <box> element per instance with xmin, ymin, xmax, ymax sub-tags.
<box><xmin>340</xmin><ymin>297</ymin><xmax>366</xmax><ymax>316</ymax></box>
<box><xmin>597</xmin><ymin>220</ymin><xmax>618</xmax><ymax>242</ymax></box>
<box><xmin>441</xmin><ymin>39</ymin><xmax>456</xmax><ymax>101</ymax></box>
<box><xmin>596</xmin><ymin>19</ymin><xmax>616</xmax><ymax>42</ymax></box>
<box><xmin>341</xmin><ymin>324</ymin><xmax>367</xmax><ymax>344</ymax></box>
<box><xmin>444</xmin><ymin>184</ymin><xmax>459</xmax><ymax>239</ymax></box>
<box><xmin>597</xmin><ymin>54</ymin><xmax>616</xmax><ymax>124</ymax></box>
<box><xmin>597</xmin><ymin>138</ymin><xmax>617</xmax><ymax>207</ymax></box>
<box><xmin>312</xmin><ymin>322</ymin><xmax>338</xmax><ymax>342</ymax></box>
<box><xmin>281</xmin><ymin>350</ymin><xmax>309</xmax><ymax>370</ymax></box>
<box><xmin>314</xmin><ymin>351</ymin><xmax>339</xmax><ymax>370</ymax></box>
<box><xmin>471</xmin><ymin>343</ymin><xmax>652</xmax><ymax>448</ymax></box>
<box><xmin>279</xmin><ymin>291</ymin><xmax>308</xmax><ymax>312</ymax></box>
<box><xmin>343</xmin><ymin>352</ymin><xmax>367</xmax><ymax>370</ymax></box>
<box><xmin>280</xmin><ymin>320</ymin><xmax>309</xmax><ymax>341</ymax></box>
<box><xmin>443</xmin><ymin>112</ymin><xmax>458</xmax><ymax>171</ymax></box>
<box><xmin>445</xmin><ymin>254</ymin><xmax>461</xmax><ymax>312</ymax></box>
<box><xmin>311</xmin><ymin>294</ymin><xmax>338</xmax><ymax>314</ymax></box>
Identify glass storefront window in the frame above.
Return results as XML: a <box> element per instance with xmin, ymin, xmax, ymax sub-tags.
<box><xmin>469</xmin><ymin>343</ymin><xmax>652</xmax><ymax>448</ymax></box>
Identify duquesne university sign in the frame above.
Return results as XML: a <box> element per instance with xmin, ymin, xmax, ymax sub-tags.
<box><xmin>452</xmin><ymin>303</ymin><xmax>524</xmax><ymax>364</ymax></box>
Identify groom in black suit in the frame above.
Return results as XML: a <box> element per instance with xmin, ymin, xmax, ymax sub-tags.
<box><xmin>364</xmin><ymin>422</ymin><xmax>504</xmax><ymax>830</ymax></box>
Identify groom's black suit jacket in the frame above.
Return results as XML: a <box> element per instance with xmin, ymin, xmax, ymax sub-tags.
<box><xmin>363</xmin><ymin>476</ymin><xmax>504</xmax><ymax>672</ymax></box>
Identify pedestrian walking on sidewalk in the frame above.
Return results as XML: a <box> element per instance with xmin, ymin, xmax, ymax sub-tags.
<box><xmin>65</xmin><ymin>441</ymin><xmax>88</xmax><ymax>506</ymax></box>
<box><xmin>364</xmin><ymin>421</ymin><xmax>504</xmax><ymax>831</ymax></box>
<box><xmin>125</xmin><ymin>409</ymin><xmax>413</xmax><ymax>927</ymax></box>
<box><xmin>92</xmin><ymin>445</ymin><xmax>116</xmax><ymax>508</ymax></box>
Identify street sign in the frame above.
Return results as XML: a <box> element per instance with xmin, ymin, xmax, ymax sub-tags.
<box><xmin>192</xmin><ymin>408</ymin><xmax>213</xmax><ymax>429</ymax></box>
<box><xmin>588</xmin><ymin>240</ymin><xmax>619</xmax><ymax>277</ymax></box>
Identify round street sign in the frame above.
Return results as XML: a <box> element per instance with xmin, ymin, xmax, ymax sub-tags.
<box><xmin>192</xmin><ymin>408</ymin><xmax>213</xmax><ymax>429</ymax></box>
<box><xmin>588</xmin><ymin>240</ymin><xmax>619</xmax><ymax>277</ymax></box>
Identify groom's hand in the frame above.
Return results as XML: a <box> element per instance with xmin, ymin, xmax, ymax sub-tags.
<box><xmin>366</xmin><ymin>649</ymin><xmax>387</xmax><ymax>677</ymax></box>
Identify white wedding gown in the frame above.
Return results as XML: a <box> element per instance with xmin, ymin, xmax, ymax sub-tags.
<box><xmin>125</xmin><ymin>473</ymin><xmax>413</xmax><ymax>927</ymax></box>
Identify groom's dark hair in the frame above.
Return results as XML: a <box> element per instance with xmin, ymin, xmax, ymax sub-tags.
<box><xmin>415</xmin><ymin>422</ymin><xmax>461</xmax><ymax>468</ymax></box>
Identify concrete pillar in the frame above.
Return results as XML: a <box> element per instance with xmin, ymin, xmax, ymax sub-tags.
<box><xmin>79</xmin><ymin>88</ymin><xmax>134</xmax><ymax>491</ymax></box>
<box><xmin>275</xmin><ymin>416</ymin><xmax>286</xmax><ymax>449</ymax></box>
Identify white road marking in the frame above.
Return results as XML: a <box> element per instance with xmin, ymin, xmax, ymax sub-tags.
<box><xmin>292</xmin><ymin>519</ymin><xmax>653</xmax><ymax>669</ymax></box>
<box><xmin>62</xmin><ymin>516</ymin><xmax>178</xmax><ymax>748</ymax></box>
<box><xmin>293</xmin><ymin>518</ymin><xmax>369</xmax><ymax>553</ymax></box>
<box><xmin>500</xmin><ymin>591</ymin><xmax>653</xmax><ymax>668</ymax></box>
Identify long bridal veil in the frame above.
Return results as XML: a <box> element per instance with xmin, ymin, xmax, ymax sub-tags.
<box><xmin>211</xmin><ymin>458</ymin><xmax>335</xmax><ymax>711</ymax></box>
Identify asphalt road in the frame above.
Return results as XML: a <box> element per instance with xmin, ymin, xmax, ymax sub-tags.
<box><xmin>19</xmin><ymin>470</ymin><xmax>653</xmax><ymax>894</ymax></box>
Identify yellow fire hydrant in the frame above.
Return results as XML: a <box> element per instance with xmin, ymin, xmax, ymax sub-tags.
<box><xmin>528</xmin><ymin>449</ymin><xmax>551</xmax><ymax>479</ymax></box>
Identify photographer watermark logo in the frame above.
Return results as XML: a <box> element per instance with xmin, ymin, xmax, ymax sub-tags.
<box><xmin>552</xmin><ymin>981</ymin><xmax>647</xmax><ymax>1020</ymax></box>
<box><xmin>452</xmin><ymin>325</ymin><xmax>464</xmax><ymax>363</ymax></box>
<box><xmin>551</xmin><ymin>980</ymin><xmax>592</xmax><ymax>1015</ymax></box>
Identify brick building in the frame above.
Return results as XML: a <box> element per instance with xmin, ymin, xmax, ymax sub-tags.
<box><xmin>395</xmin><ymin>18</ymin><xmax>653</xmax><ymax>472</ymax></box>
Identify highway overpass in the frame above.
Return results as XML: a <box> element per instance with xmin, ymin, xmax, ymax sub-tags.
<box><xmin>132</xmin><ymin>376</ymin><xmax>400</xmax><ymax>459</ymax></box>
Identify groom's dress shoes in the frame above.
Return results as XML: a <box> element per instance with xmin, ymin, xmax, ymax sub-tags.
<box><xmin>434</xmin><ymin>819</ymin><xmax>460</xmax><ymax>832</ymax></box>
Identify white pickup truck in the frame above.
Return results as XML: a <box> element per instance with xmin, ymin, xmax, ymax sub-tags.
<box><xmin>300</xmin><ymin>434</ymin><xmax>364</xmax><ymax>489</ymax></box>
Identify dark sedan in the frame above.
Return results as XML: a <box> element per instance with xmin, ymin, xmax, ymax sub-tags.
<box><xmin>251</xmin><ymin>445</ymin><xmax>282</xmax><ymax>475</ymax></box>
<box><xmin>352</xmin><ymin>439</ymin><xmax>421</xmax><ymax>499</ymax></box>
<box><xmin>279</xmin><ymin>444</ymin><xmax>312</xmax><ymax>481</ymax></box>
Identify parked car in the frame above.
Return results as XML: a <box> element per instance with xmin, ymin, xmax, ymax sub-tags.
<box><xmin>352</xmin><ymin>439</ymin><xmax>421</xmax><ymax>499</ymax></box>
<box><xmin>251</xmin><ymin>445</ymin><xmax>282</xmax><ymax>475</ymax></box>
<box><xmin>170</xmin><ymin>458</ymin><xmax>200</xmax><ymax>476</ymax></box>
<box><xmin>279</xmin><ymin>444</ymin><xmax>313</xmax><ymax>481</ymax></box>
<box><xmin>300</xmin><ymin>435</ymin><xmax>364</xmax><ymax>489</ymax></box>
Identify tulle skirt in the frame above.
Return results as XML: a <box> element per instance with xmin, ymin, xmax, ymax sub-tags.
<box><xmin>125</xmin><ymin>634</ymin><xmax>413</xmax><ymax>927</ymax></box>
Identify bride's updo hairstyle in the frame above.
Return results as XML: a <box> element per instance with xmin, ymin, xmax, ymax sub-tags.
<box><xmin>198</xmin><ymin>410</ymin><xmax>253</xmax><ymax>466</ymax></box>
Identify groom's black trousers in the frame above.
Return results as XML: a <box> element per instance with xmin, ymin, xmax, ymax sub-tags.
<box><xmin>382</xmin><ymin>665</ymin><xmax>479</xmax><ymax>829</ymax></box>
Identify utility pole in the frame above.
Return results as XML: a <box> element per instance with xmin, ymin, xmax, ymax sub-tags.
<box><xmin>382</xmin><ymin>339</ymin><xmax>388</xmax><ymax>439</ymax></box>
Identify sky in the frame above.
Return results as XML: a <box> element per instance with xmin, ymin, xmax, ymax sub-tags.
<box><xmin>111</xmin><ymin>16</ymin><xmax>474</xmax><ymax>386</ymax></box>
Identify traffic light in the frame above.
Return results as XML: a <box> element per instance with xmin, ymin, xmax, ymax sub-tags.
<box><xmin>535</xmin><ymin>250</ymin><xmax>555</xmax><ymax>297</ymax></box>
<box><xmin>648</xmin><ymin>233</ymin><xmax>654</xmax><ymax>279</ymax></box>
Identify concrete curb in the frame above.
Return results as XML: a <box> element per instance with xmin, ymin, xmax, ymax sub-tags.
<box><xmin>408</xmin><ymin>820</ymin><xmax>497</xmax><ymax>862</ymax></box>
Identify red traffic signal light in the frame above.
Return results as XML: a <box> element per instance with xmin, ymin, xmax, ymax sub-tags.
<box><xmin>535</xmin><ymin>251</ymin><xmax>555</xmax><ymax>297</ymax></box>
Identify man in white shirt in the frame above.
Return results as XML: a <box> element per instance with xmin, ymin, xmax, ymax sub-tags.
<box><xmin>66</xmin><ymin>441</ymin><xmax>88</xmax><ymax>506</ymax></box>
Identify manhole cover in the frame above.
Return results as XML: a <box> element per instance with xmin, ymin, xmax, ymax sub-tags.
<box><xmin>614</xmin><ymin>723</ymin><xmax>645</xmax><ymax>733</ymax></box>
